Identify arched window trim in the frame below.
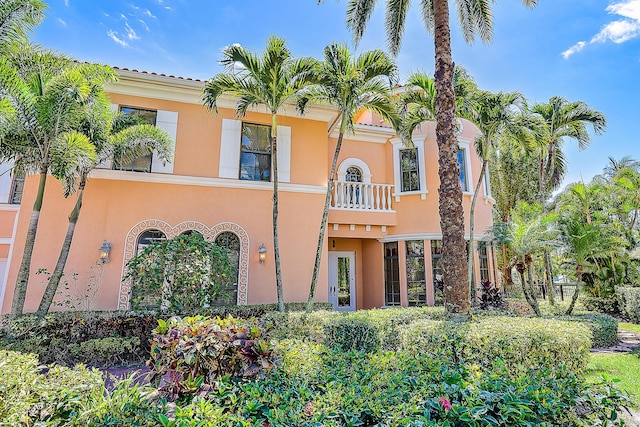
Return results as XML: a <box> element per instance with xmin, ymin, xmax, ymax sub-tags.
<box><xmin>337</xmin><ymin>158</ymin><xmax>372</xmax><ymax>183</ymax></box>
<box><xmin>118</xmin><ymin>220</ymin><xmax>250</xmax><ymax>309</ymax></box>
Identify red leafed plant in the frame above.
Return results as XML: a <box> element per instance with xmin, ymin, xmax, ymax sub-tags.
<box><xmin>147</xmin><ymin>315</ymin><xmax>276</xmax><ymax>399</ymax></box>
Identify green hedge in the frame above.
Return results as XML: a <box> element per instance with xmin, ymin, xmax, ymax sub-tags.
<box><xmin>400</xmin><ymin>316</ymin><xmax>592</xmax><ymax>373</ymax></box>
<box><xmin>618</xmin><ymin>287</ymin><xmax>640</xmax><ymax>323</ymax></box>
<box><xmin>582</xmin><ymin>296</ymin><xmax>621</xmax><ymax>316</ymax></box>
<box><xmin>0</xmin><ymin>303</ymin><xmax>333</xmax><ymax>367</ymax></box>
<box><xmin>554</xmin><ymin>312</ymin><xmax>618</xmax><ymax>348</ymax></box>
<box><xmin>0</xmin><ymin>351</ymin><xmax>102</xmax><ymax>425</ymax></box>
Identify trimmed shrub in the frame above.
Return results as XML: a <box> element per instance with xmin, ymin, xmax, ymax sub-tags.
<box><xmin>0</xmin><ymin>311</ymin><xmax>157</xmax><ymax>366</ymax></box>
<box><xmin>618</xmin><ymin>286</ymin><xmax>640</xmax><ymax>323</ymax></box>
<box><xmin>582</xmin><ymin>296</ymin><xmax>621</xmax><ymax>316</ymax></box>
<box><xmin>148</xmin><ymin>316</ymin><xmax>276</xmax><ymax>399</ymax></box>
<box><xmin>556</xmin><ymin>312</ymin><xmax>618</xmax><ymax>348</ymax></box>
<box><xmin>0</xmin><ymin>351</ymin><xmax>102</xmax><ymax>425</ymax></box>
<box><xmin>400</xmin><ymin>316</ymin><xmax>592</xmax><ymax>373</ymax></box>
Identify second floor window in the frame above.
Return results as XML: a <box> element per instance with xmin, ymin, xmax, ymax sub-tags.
<box><xmin>400</xmin><ymin>148</ymin><xmax>420</xmax><ymax>192</ymax></box>
<box><xmin>113</xmin><ymin>107</ymin><xmax>157</xmax><ymax>173</ymax></box>
<box><xmin>457</xmin><ymin>148</ymin><xmax>469</xmax><ymax>192</ymax></box>
<box><xmin>10</xmin><ymin>172</ymin><xmax>25</xmax><ymax>204</ymax></box>
<box><xmin>240</xmin><ymin>123</ymin><xmax>271</xmax><ymax>181</ymax></box>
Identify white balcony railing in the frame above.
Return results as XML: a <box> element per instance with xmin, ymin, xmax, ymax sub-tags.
<box><xmin>331</xmin><ymin>181</ymin><xmax>394</xmax><ymax>212</ymax></box>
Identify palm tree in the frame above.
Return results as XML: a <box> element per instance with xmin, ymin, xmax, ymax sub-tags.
<box><xmin>531</xmin><ymin>96</ymin><xmax>606</xmax><ymax>306</ymax></box>
<box><xmin>35</xmin><ymin>112</ymin><xmax>173</xmax><ymax>318</ymax></box>
<box><xmin>598</xmin><ymin>156</ymin><xmax>640</xmax><ymax>182</ymax></box>
<box><xmin>532</xmin><ymin>96</ymin><xmax>606</xmax><ymax>201</ymax></box>
<box><xmin>463</xmin><ymin>90</ymin><xmax>530</xmax><ymax>300</ymax></box>
<box><xmin>0</xmin><ymin>0</ymin><xmax>45</xmax><ymax>48</ymax></box>
<box><xmin>0</xmin><ymin>44</ymin><xmax>117</xmax><ymax>318</ymax></box>
<box><xmin>507</xmin><ymin>201</ymin><xmax>557</xmax><ymax>316</ymax></box>
<box><xmin>299</xmin><ymin>43</ymin><xmax>398</xmax><ymax>312</ymax></box>
<box><xmin>331</xmin><ymin>0</ymin><xmax>538</xmax><ymax>317</ymax></box>
<box><xmin>203</xmin><ymin>36</ymin><xmax>317</xmax><ymax>312</ymax></box>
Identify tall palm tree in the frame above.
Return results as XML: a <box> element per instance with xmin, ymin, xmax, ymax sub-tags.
<box><xmin>298</xmin><ymin>43</ymin><xmax>398</xmax><ymax>312</ymax></box>
<box><xmin>0</xmin><ymin>0</ymin><xmax>45</xmax><ymax>48</ymax></box>
<box><xmin>463</xmin><ymin>90</ymin><xmax>530</xmax><ymax>300</ymax></box>
<box><xmin>532</xmin><ymin>96</ymin><xmax>606</xmax><ymax>201</ymax></box>
<box><xmin>0</xmin><ymin>44</ymin><xmax>117</xmax><ymax>318</ymax></box>
<box><xmin>599</xmin><ymin>156</ymin><xmax>640</xmax><ymax>182</ymax></box>
<box><xmin>332</xmin><ymin>0</ymin><xmax>538</xmax><ymax>317</ymax></box>
<box><xmin>203</xmin><ymin>36</ymin><xmax>317</xmax><ymax>312</ymax></box>
<box><xmin>531</xmin><ymin>96</ymin><xmax>606</xmax><ymax>305</ymax></box>
<box><xmin>35</xmin><ymin>111</ymin><xmax>173</xmax><ymax>318</ymax></box>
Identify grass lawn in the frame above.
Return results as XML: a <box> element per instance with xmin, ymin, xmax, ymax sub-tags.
<box><xmin>619</xmin><ymin>322</ymin><xmax>640</xmax><ymax>334</ymax></box>
<box><xmin>587</xmin><ymin>352</ymin><xmax>640</xmax><ymax>403</ymax></box>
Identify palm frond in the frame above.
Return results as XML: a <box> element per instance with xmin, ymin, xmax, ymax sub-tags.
<box><xmin>49</xmin><ymin>131</ymin><xmax>96</xmax><ymax>197</ymax></box>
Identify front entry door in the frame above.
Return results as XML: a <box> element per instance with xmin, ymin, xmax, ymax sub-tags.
<box><xmin>328</xmin><ymin>251</ymin><xmax>356</xmax><ymax>311</ymax></box>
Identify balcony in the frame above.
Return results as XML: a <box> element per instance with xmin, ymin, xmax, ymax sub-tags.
<box><xmin>331</xmin><ymin>181</ymin><xmax>394</xmax><ymax>212</ymax></box>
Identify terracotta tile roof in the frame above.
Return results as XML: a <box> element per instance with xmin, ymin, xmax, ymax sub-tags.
<box><xmin>111</xmin><ymin>66</ymin><xmax>204</xmax><ymax>82</ymax></box>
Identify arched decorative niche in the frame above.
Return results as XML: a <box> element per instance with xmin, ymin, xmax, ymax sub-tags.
<box><xmin>118</xmin><ymin>220</ymin><xmax>250</xmax><ymax>309</ymax></box>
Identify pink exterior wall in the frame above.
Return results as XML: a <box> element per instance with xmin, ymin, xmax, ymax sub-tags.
<box><xmin>0</xmin><ymin>70</ymin><xmax>496</xmax><ymax>314</ymax></box>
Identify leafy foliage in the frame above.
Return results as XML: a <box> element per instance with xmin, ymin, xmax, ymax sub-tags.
<box><xmin>618</xmin><ymin>287</ymin><xmax>640</xmax><ymax>324</ymax></box>
<box><xmin>126</xmin><ymin>232</ymin><xmax>235</xmax><ymax>314</ymax></box>
<box><xmin>478</xmin><ymin>280</ymin><xmax>505</xmax><ymax>310</ymax></box>
<box><xmin>148</xmin><ymin>316</ymin><xmax>276</xmax><ymax>400</ymax></box>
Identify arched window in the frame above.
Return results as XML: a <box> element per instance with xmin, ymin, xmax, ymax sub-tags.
<box><xmin>214</xmin><ymin>232</ymin><xmax>241</xmax><ymax>305</ymax></box>
<box><xmin>179</xmin><ymin>230</ymin><xmax>203</xmax><ymax>237</ymax></box>
<box><xmin>136</xmin><ymin>229</ymin><xmax>166</xmax><ymax>255</ymax></box>
<box><xmin>345</xmin><ymin>166</ymin><xmax>362</xmax><ymax>182</ymax></box>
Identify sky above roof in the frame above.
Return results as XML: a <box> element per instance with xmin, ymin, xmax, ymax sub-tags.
<box><xmin>33</xmin><ymin>0</ymin><xmax>640</xmax><ymax>189</ymax></box>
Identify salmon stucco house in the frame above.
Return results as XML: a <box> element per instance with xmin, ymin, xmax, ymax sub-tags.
<box><xmin>0</xmin><ymin>68</ymin><xmax>497</xmax><ymax>314</ymax></box>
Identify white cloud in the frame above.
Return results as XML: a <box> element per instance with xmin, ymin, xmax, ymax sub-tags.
<box><xmin>144</xmin><ymin>9</ymin><xmax>157</xmax><ymax>19</ymax></box>
<box><xmin>64</xmin><ymin>0</ymin><xmax>69</xmax><ymax>6</ymax></box>
<box><xmin>124</xmin><ymin>22</ymin><xmax>139</xmax><ymax>40</ymax></box>
<box><xmin>562</xmin><ymin>41</ymin><xmax>586</xmax><ymax>59</ymax></box>
<box><xmin>107</xmin><ymin>30</ymin><xmax>128</xmax><ymax>47</ymax></box>
<box><xmin>138</xmin><ymin>19</ymin><xmax>150</xmax><ymax>31</ymax></box>
<box><xmin>56</xmin><ymin>18</ymin><xmax>67</xmax><ymax>27</ymax></box>
<box><xmin>562</xmin><ymin>0</ymin><xmax>640</xmax><ymax>58</ymax></box>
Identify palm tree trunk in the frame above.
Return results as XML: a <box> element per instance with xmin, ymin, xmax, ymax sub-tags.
<box><xmin>518</xmin><ymin>264</ymin><xmax>540</xmax><ymax>316</ymax></box>
<box><xmin>10</xmin><ymin>170</ymin><xmax>47</xmax><ymax>318</ymax></box>
<box><xmin>566</xmin><ymin>265</ymin><xmax>582</xmax><ymax>315</ymax></box>
<box><xmin>433</xmin><ymin>0</ymin><xmax>470</xmax><ymax>318</ymax></box>
<box><xmin>36</xmin><ymin>182</ymin><xmax>85</xmax><ymax>318</ymax></box>
<box><xmin>544</xmin><ymin>248</ymin><xmax>555</xmax><ymax>305</ymax></box>
<box><xmin>271</xmin><ymin>115</ymin><xmax>284</xmax><ymax>312</ymax></box>
<box><xmin>468</xmin><ymin>159</ymin><xmax>488</xmax><ymax>303</ymax></box>
<box><xmin>307</xmin><ymin>130</ymin><xmax>345</xmax><ymax>312</ymax></box>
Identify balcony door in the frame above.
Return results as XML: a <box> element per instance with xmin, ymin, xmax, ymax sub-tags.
<box><xmin>328</xmin><ymin>251</ymin><xmax>356</xmax><ymax>311</ymax></box>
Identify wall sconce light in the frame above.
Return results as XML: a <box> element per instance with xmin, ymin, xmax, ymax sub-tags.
<box><xmin>258</xmin><ymin>243</ymin><xmax>267</xmax><ymax>264</ymax></box>
<box><xmin>99</xmin><ymin>239</ymin><xmax>111</xmax><ymax>264</ymax></box>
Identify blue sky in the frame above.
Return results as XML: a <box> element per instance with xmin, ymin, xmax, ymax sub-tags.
<box><xmin>32</xmin><ymin>0</ymin><xmax>640</xmax><ymax>188</ymax></box>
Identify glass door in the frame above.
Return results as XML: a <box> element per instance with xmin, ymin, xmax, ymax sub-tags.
<box><xmin>328</xmin><ymin>251</ymin><xmax>356</xmax><ymax>311</ymax></box>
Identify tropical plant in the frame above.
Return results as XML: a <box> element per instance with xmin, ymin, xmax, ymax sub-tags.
<box><xmin>329</xmin><ymin>0</ymin><xmax>538</xmax><ymax>317</ymax></box>
<box><xmin>125</xmin><ymin>233</ymin><xmax>235</xmax><ymax>313</ymax></box>
<box><xmin>299</xmin><ymin>43</ymin><xmax>398</xmax><ymax>312</ymax></box>
<box><xmin>202</xmin><ymin>36</ymin><xmax>317</xmax><ymax>312</ymax></box>
<box><xmin>0</xmin><ymin>44</ymin><xmax>119</xmax><ymax>318</ymax></box>
<box><xmin>0</xmin><ymin>0</ymin><xmax>45</xmax><ymax>49</ymax></box>
<box><xmin>507</xmin><ymin>201</ymin><xmax>557</xmax><ymax>316</ymax></box>
<box><xmin>463</xmin><ymin>90</ymin><xmax>531</xmax><ymax>300</ymax></box>
<box><xmin>35</xmin><ymin>109</ymin><xmax>173</xmax><ymax>318</ymax></box>
<box><xmin>489</xmin><ymin>134</ymin><xmax>539</xmax><ymax>286</ymax></box>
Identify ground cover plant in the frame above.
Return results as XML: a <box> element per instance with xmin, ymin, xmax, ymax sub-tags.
<box><xmin>588</xmin><ymin>352</ymin><xmax>640</xmax><ymax>404</ymax></box>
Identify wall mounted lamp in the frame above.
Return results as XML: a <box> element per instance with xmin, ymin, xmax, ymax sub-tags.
<box><xmin>258</xmin><ymin>243</ymin><xmax>267</xmax><ymax>264</ymax></box>
<box><xmin>99</xmin><ymin>239</ymin><xmax>112</xmax><ymax>264</ymax></box>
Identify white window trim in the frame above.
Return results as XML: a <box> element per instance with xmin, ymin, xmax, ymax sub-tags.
<box><xmin>391</xmin><ymin>137</ymin><xmax>428</xmax><ymax>202</ymax></box>
<box><xmin>458</xmin><ymin>139</ymin><xmax>474</xmax><ymax>196</ymax></box>
<box><xmin>337</xmin><ymin>158</ymin><xmax>372</xmax><ymax>183</ymax></box>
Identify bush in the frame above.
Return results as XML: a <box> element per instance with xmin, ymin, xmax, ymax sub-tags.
<box><xmin>148</xmin><ymin>315</ymin><xmax>276</xmax><ymax>399</ymax></box>
<box><xmin>400</xmin><ymin>316</ymin><xmax>592</xmax><ymax>373</ymax></box>
<box><xmin>0</xmin><ymin>311</ymin><xmax>157</xmax><ymax>367</ymax></box>
<box><xmin>618</xmin><ymin>286</ymin><xmax>640</xmax><ymax>323</ymax></box>
<box><xmin>478</xmin><ymin>281</ymin><xmax>505</xmax><ymax>310</ymax></box>
<box><xmin>556</xmin><ymin>312</ymin><xmax>618</xmax><ymax>348</ymax></box>
<box><xmin>0</xmin><ymin>351</ymin><xmax>102</xmax><ymax>425</ymax></box>
<box><xmin>582</xmin><ymin>296</ymin><xmax>621</xmax><ymax>316</ymax></box>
